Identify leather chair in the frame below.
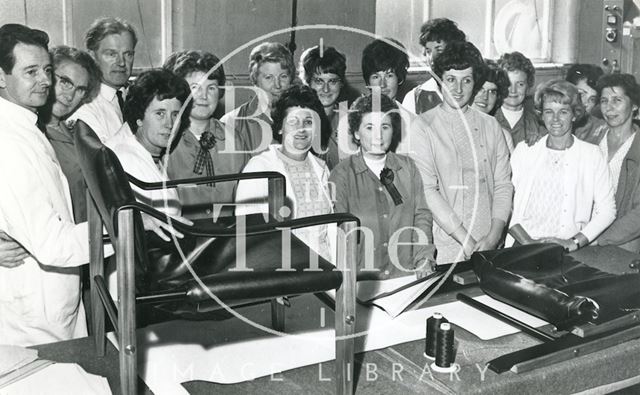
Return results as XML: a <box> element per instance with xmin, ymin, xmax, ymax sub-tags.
<box><xmin>73</xmin><ymin>120</ymin><xmax>359</xmax><ymax>394</ymax></box>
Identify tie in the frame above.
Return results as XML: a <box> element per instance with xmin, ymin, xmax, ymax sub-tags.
<box><xmin>116</xmin><ymin>90</ymin><xmax>125</xmax><ymax>114</ymax></box>
<box><xmin>193</xmin><ymin>130</ymin><xmax>217</xmax><ymax>183</ymax></box>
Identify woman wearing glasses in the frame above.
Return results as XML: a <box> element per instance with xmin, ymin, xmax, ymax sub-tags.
<box><xmin>41</xmin><ymin>45</ymin><xmax>101</xmax><ymax>222</ymax></box>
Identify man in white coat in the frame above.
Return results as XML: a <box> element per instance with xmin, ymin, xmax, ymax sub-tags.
<box><xmin>0</xmin><ymin>24</ymin><xmax>90</xmax><ymax>346</ymax></box>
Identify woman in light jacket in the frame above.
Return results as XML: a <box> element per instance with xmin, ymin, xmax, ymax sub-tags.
<box><xmin>508</xmin><ymin>80</ymin><xmax>616</xmax><ymax>251</ymax></box>
<box><xmin>235</xmin><ymin>85</ymin><xmax>334</xmax><ymax>260</ymax></box>
<box><xmin>409</xmin><ymin>41</ymin><xmax>513</xmax><ymax>263</ymax></box>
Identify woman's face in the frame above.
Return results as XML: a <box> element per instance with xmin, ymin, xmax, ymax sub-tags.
<box><xmin>440</xmin><ymin>67</ymin><xmax>475</xmax><ymax>109</ymax></box>
<box><xmin>472</xmin><ymin>81</ymin><xmax>499</xmax><ymax>114</ymax></box>
<box><xmin>600</xmin><ymin>86</ymin><xmax>638</xmax><ymax>129</ymax></box>
<box><xmin>52</xmin><ymin>61</ymin><xmax>89</xmax><ymax>119</ymax></box>
<box><xmin>185</xmin><ymin>71</ymin><xmax>220</xmax><ymax>121</ymax></box>
<box><xmin>541</xmin><ymin>100</ymin><xmax>575</xmax><ymax>138</ymax></box>
<box><xmin>310</xmin><ymin>72</ymin><xmax>342</xmax><ymax>109</ymax></box>
<box><xmin>355</xmin><ymin>112</ymin><xmax>394</xmax><ymax>157</ymax></box>
<box><xmin>255</xmin><ymin>61</ymin><xmax>291</xmax><ymax>104</ymax></box>
<box><xmin>503</xmin><ymin>70</ymin><xmax>528</xmax><ymax>111</ymax></box>
<box><xmin>280</xmin><ymin>106</ymin><xmax>317</xmax><ymax>156</ymax></box>
<box><xmin>136</xmin><ymin>96</ymin><xmax>183</xmax><ymax>154</ymax></box>
<box><xmin>368</xmin><ymin>69</ymin><xmax>400</xmax><ymax>100</ymax></box>
<box><xmin>575</xmin><ymin>79</ymin><xmax>598</xmax><ymax>115</ymax></box>
<box><xmin>424</xmin><ymin>40</ymin><xmax>446</xmax><ymax>67</ymax></box>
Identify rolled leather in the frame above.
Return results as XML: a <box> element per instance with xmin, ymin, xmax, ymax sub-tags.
<box><xmin>472</xmin><ymin>244</ymin><xmax>640</xmax><ymax>329</ymax></box>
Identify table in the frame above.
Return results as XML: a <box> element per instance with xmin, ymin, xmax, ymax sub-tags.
<box><xmin>33</xmin><ymin>246</ymin><xmax>640</xmax><ymax>394</ymax></box>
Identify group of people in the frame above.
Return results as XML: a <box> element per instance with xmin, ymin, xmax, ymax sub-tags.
<box><xmin>0</xmin><ymin>15</ymin><xmax>639</xmax><ymax>348</ymax></box>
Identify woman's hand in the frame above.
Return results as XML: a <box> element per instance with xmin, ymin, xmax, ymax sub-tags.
<box><xmin>473</xmin><ymin>235</ymin><xmax>499</xmax><ymax>253</ymax></box>
<box><xmin>142</xmin><ymin>214</ymin><xmax>194</xmax><ymax>242</ymax></box>
<box><xmin>539</xmin><ymin>237</ymin><xmax>577</xmax><ymax>252</ymax></box>
<box><xmin>0</xmin><ymin>230</ymin><xmax>29</xmax><ymax>268</ymax></box>
<box><xmin>414</xmin><ymin>257</ymin><xmax>437</xmax><ymax>279</ymax></box>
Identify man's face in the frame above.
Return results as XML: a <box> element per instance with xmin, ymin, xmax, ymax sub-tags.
<box><xmin>91</xmin><ymin>32</ymin><xmax>135</xmax><ymax>89</ymax></box>
<box><xmin>0</xmin><ymin>43</ymin><xmax>52</xmax><ymax>112</ymax></box>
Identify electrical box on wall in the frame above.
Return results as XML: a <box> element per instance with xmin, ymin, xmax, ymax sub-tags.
<box><xmin>601</xmin><ymin>0</ymin><xmax>626</xmax><ymax>73</ymax></box>
<box><xmin>621</xmin><ymin>22</ymin><xmax>640</xmax><ymax>80</ymax></box>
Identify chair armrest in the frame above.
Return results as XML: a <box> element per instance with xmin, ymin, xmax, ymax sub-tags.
<box><xmin>127</xmin><ymin>171</ymin><xmax>285</xmax><ymax>191</ymax></box>
<box><xmin>114</xmin><ymin>202</ymin><xmax>360</xmax><ymax>238</ymax></box>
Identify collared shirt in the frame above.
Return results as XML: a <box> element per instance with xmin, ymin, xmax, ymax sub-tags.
<box><xmin>402</xmin><ymin>77</ymin><xmax>442</xmax><ymax>115</ymax></box>
<box><xmin>45</xmin><ymin>121</ymin><xmax>87</xmax><ymax>223</ymax></box>
<box><xmin>107</xmin><ymin>124</ymin><xmax>181</xmax><ymax>217</ymax></box>
<box><xmin>68</xmin><ymin>83</ymin><xmax>128</xmax><ymax>143</ymax></box>
<box><xmin>495</xmin><ymin>106</ymin><xmax>544</xmax><ymax>147</ymax></box>
<box><xmin>0</xmin><ymin>96</ymin><xmax>89</xmax><ymax>346</ymax></box>
<box><xmin>167</xmin><ymin>118</ymin><xmax>249</xmax><ymax>217</ymax></box>
<box><xmin>330</xmin><ymin>152</ymin><xmax>434</xmax><ymax>279</ymax></box>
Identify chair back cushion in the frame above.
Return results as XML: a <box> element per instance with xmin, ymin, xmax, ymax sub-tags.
<box><xmin>74</xmin><ymin>120</ymin><xmax>151</xmax><ymax>289</ymax></box>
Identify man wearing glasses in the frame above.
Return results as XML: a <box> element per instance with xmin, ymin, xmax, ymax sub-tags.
<box><xmin>68</xmin><ymin>17</ymin><xmax>137</xmax><ymax>142</ymax></box>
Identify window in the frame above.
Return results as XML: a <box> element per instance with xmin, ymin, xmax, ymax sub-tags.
<box><xmin>375</xmin><ymin>0</ymin><xmax>562</xmax><ymax>66</ymax></box>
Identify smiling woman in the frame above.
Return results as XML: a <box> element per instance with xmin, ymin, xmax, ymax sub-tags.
<box><xmin>41</xmin><ymin>45</ymin><xmax>101</xmax><ymax>223</ymax></box>
<box><xmin>507</xmin><ymin>79</ymin><xmax>616</xmax><ymax>253</ymax></box>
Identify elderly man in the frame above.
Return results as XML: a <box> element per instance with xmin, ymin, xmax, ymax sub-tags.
<box><xmin>68</xmin><ymin>17</ymin><xmax>137</xmax><ymax>142</ymax></box>
<box><xmin>0</xmin><ymin>24</ymin><xmax>92</xmax><ymax>346</ymax></box>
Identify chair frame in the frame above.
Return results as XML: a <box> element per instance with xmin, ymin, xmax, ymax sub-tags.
<box><xmin>87</xmin><ymin>171</ymin><xmax>358</xmax><ymax>395</ymax></box>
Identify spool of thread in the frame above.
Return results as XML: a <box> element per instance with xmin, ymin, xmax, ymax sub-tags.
<box><xmin>431</xmin><ymin>322</ymin><xmax>457</xmax><ymax>373</ymax></box>
<box><xmin>424</xmin><ymin>313</ymin><xmax>448</xmax><ymax>360</ymax></box>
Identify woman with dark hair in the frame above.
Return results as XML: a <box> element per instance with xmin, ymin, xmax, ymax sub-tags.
<box><xmin>164</xmin><ymin>50</ymin><xmax>249</xmax><ymax>217</ymax></box>
<box><xmin>235</xmin><ymin>85</ymin><xmax>334</xmax><ymax>259</ymax></box>
<box><xmin>361</xmin><ymin>38</ymin><xmax>415</xmax><ymax>156</ymax></box>
<box><xmin>565</xmin><ymin>64</ymin><xmax>607</xmax><ymax>144</ymax></box>
<box><xmin>299</xmin><ymin>45</ymin><xmax>353</xmax><ymax>168</ymax></box>
<box><xmin>402</xmin><ymin>18</ymin><xmax>466</xmax><ymax>115</ymax></box>
<box><xmin>595</xmin><ymin>74</ymin><xmax>640</xmax><ymax>252</ymax></box>
<box><xmin>106</xmin><ymin>68</ymin><xmax>192</xmax><ymax>240</ymax></box>
<box><xmin>472</xmin><ymin>60</ymin><xmax>514</xmax><ymax>152</ymax></box>
<box><xmin>409</xmin><ymin>41</ymin><xmax>513</xmax><ymax>263</ymax></box>
<box><xmin>508</xmin><ymin>80</ymin><xmax>615</xmax><ymax>251</ymax></box>
<box><xmin>41</xmin><ymin>45</ymin><xmax>101</xmax><ymax>223</ymax></box>
<box><xmin>221</xmin><ymin>42</ymin><xmax>295</xmax><ymax>156</ymax></box>
<box><xmin>330</xmin><ymin>94</ymin><xmax>435</xmax><ymax>278</ymax></box>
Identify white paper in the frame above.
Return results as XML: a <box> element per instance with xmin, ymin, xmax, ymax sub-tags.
<box><xmin>107</xmin><ymin>293</ymin><xmax>548</xmax><ymax>393</ymax></box>
<box><xmin>2</xmin><ymin>363</ymin><xmax>112</xmax><ymax>395</ymax></box>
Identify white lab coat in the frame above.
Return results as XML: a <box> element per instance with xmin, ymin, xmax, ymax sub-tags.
<box><xmin>0</xmin><ymin>97</ymin><xmax>89</xmax><ymax>346</ymax></box>
<box><xmin>68</xmin><ymin>83</ymin><xmax>128</xmax><ymax>143</ymax></box>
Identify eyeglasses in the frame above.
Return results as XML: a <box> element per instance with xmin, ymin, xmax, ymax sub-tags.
<box><xmin>55</xmin><ymin>73</ymin><xmax>88</xmax><ymax>98</ymax></box>
<box><xmin>310</xmin><ymin>77</ymin><xmax>341</xmax><ymax>89</ymax></box>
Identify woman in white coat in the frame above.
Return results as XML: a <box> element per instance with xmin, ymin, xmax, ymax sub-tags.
<box><xmin>235</xmin><ymin>85</ymin><xmax>334</xmax><ymax>260</ymax></box>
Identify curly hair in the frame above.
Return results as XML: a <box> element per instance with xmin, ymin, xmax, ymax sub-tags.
<box><xmin>163</xmin><ymin>50</ymin><xmax>226</xmax><ymax>98</ymax></box>
<box><xmin>432</xmin><ymin>40</ymin><xmax>485</xmax><ymax>97</ymax></box>
<box><xmin>123</xmin><ymin>69</ymin><xmax>192</xmax><ymax>136</ymax></box>
<box><xmin>534</xmin><ymin>79</ymin><xmax>582</xmax><ymax>118</ymax></box>
<box><xmin>565</xmin><ymin>64</ymin><xmax>604</xmax><ymax>91</ymax></box>
<box><xmin>84</xmin><ymin>17</ymin><xmax>137</xmax><ymax>52</ymax></box>
<box><xmin>248</xmin><ymin>42</ymin><xmax>294</xmax><ymax>84</ymax></box>
<box><xmin>418</xmin><ymin>18</ymin><xmax>466</xmax><ymax>47</ymax></box>
<box><xmin>478</xmin><ymin>59</ymin><xmax>510</xmax><ymax>114</ymax></box>
<box><xmin>596</xmin><ymin>73</ymin><xmax>640</xmax><ymax>115</ymax></box>
<box><xmin>361</xmin><ymin>38</ymin><xmax>409</xmax><ymax>84</ymax></box>
<box><xmin>497</xmin><ymin>51</ymin><xmax>535</xmax><ymax>88</ymax></box>
<box><xmin>298</xmin><ymin>45</ymin><xmax>347</xmax><ymax>84</ymax></box>
<box><xmin>0</xmin><ymin>23</ymin><xmax>49</xmax><ymax>73</ymax></box>
<box><xmin>270</xmin><ymin>84</ymin><xmax>331</xmax><ymax>149</ymax></box>
<box><xmin>50</xmin><ymin>45</ymin><xmax>101</xmax><ymax>103</ymax></box>
<box><xmin>347</xmin><ymin>94</ymin><xmax>402</xmax><ymax>150</ymax></box>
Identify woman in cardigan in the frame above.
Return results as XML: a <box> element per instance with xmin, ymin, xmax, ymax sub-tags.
<box><xmin>508</xmin><ymin>80</ymin><xmax>616</xmax><ymax>251</ymax></box>
<box><xmin>408</xmin><ymin>41</ymin><xmax>512</xmax><ymax>264</ymax></box>
<box><xmin>330</xmin><ymin>94</ymin><xmax>434</xmax><ymax>279</ymax></box>
<box><xmin>235</xmin><ymin>85</ymin><xmax>333</xmax><ymax>260</ymax></box>
<box><xmin>595</xmin><ymin>74</ymin><xmax>640</xmax><ymax>252</ymax></box>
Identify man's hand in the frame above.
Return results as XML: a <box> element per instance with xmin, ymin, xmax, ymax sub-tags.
<box><xmin>0</xmin><ymin>230</ymin><xmax>29</xmax><ymax>268</ymax></box>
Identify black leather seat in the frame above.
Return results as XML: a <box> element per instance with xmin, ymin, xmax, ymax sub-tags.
<box><xmin>74</xmin><ymin>120</ymin><xmax>359</xmax><ymax>394</ymax></box>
